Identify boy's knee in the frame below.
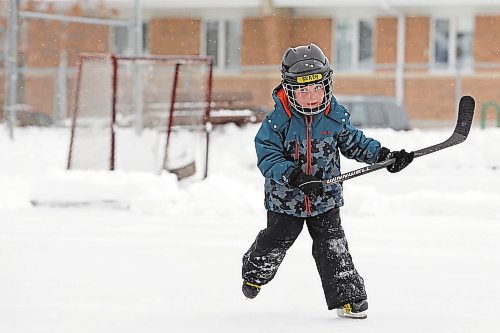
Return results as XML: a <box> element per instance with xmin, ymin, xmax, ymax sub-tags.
<box><xmin>265</xmin><ymin>221</ymin><xmax>303</xmax><ymax>241</ymax></box>
<box><xmin>264</xmin><ymin>212</ymin><xmax>304</xmax><ymax>241</ymax></box>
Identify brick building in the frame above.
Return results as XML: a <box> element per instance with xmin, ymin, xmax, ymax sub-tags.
<box><xmin>4</xmin><ymin>0</ymin><xmax>500</xmax><ymax>126</ymax></box>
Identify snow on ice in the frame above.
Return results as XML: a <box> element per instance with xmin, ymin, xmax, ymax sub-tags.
<box><xmin>0</xmin><ymin>124</ymin><xmax>499</xmax><ymax>333</ymax></box>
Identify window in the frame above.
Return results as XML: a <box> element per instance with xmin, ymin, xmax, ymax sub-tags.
<box><xmin>111</xmin><ymin>22</ymin><xmax>149</xmax><ymax>55</ymax></box>
<box><xmin>204</xmin><ymin>19</ymin><xmax>241</xmax><ymax>70</ymax></box>
<box><xmin>206</xmin><ymin>21</ymin><xmax>219</xmax><ymax>64</ymax></box>
<box><xmin>456</xmin><ymin>18</ymin><xmax>474</xmax><ymax>68</ymax></box>
<box><xmin>348</xmin><ymin>102</ymin><xmax>386</xmax><ymax>128</ymax></box>
<box><xmin>335</xmin><ymin>20</ymin><xmax>353</xmax><ymax>70</ymax></box>
<box><xmin>359</xmin><ymin>20</ymin><xmax>374</xmax><ymax>68</ymax></box>
<box><xmin>0</xmin><ymin>26</ymin><xmax>4</xmax><ymax>68</ymax></box>
<box><xmin>432</xmin><ymin>17</ymin><xmax>474</xmax><ymax>70</ymax></box>
<box><xmin>111</xmin><ymin>25</ymin><xmax>129</xmax><ymax>54</ymax></box>
<box><xmin>334</xmin><ymin>18</ymin><xmax>374</xmax><ymax>71</ymax></box>
<box><xmin>224</xmin><ymin>20</ymin><xmax>241</xmax><ymax>69</ymax></box>
<box><xmin>142</xmin><ymin>22</ymin><xmax>149</xmax><ymax>53</ymax></box>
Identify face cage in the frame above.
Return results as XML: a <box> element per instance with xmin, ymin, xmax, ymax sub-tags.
<box><xmin>282</xmin><ymin>75</ymin><xmax>333</xmax><ymax>116</ymax></box>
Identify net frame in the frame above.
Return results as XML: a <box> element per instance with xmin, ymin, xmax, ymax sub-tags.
<box><xmin>67</xmin><ymin>53</ymin><xmax>214</xmax><ymax>179</ymax></box>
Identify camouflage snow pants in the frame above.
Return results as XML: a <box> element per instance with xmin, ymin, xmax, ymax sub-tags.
<box><xmin>242</xmin><ymin>208</ymin><xmax>367</xmax><ymax>310</ymax></box>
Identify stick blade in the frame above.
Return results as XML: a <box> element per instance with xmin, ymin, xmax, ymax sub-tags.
<box><xmin>166</xmin><ymin>160</ymin><xmax>197</xmax><ymax>180</ymax></box>
<box><xmin>455</xmin><ymin>95</ymin><xmax>475</xmax><ymax>138</ymax></box>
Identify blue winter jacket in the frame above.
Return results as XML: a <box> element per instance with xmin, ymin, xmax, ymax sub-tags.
<box><xmin>255</xmin><ymin>85</ymin><xmax>382</xmax><ymax>217</ymax></box>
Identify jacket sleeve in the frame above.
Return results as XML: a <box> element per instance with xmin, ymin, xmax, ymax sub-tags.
<box><xmin>254</xmin><ymin>118</ymin><xmax>295</xmax><ymax>184</ymax></box>
<box><xmin>337</xmin><ymin>122</ymin><xmax>382</xmax><ymax>164</ymax></box>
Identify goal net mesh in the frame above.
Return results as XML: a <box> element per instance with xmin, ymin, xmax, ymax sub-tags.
<box><xmin>68</xmin><ymin>54</ymin><xmax>213</xmax><ymax>180</ymax></box>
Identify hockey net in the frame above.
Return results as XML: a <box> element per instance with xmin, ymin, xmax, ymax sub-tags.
<box><xmin>67</xmin><ymin>54</ymin><xmax>213</xmax><ymax>180</ymax></box>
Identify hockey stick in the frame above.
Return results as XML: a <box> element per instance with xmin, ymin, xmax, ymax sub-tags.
<box><xmin>323</xmin><ymin>95</ymin><xmax>475</xmax><ymax>186</ymax></box>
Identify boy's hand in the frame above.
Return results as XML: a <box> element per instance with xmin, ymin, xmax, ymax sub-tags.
<box><xmin>377</xmin><ymin>147</ymin><xmax>414</xmax><ymax>173</ymax></box>
<box><xmin>288</xmin><ymin>169</ymin><xmax>324</xmax><ymax>198</ymax></box>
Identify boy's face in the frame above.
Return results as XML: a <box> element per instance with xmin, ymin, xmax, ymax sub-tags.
<box><xmin>293</xmin><ymin>84</ymin><xmax>325</xmax><ymax>109</ymax></box>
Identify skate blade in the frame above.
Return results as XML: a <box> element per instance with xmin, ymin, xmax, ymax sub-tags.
<box><xmin>336</xmin><ymin>309</ymin><xmax>367</xmax><ymax>319</ymax></box>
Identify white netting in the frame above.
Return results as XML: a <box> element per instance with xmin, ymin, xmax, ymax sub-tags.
<box><xmin>69</xmin><ymin>56</ymin><xmax>114</xmax><ymax>170</ymax></box>
<box><xmin>68</xmin><ymin>54</ymin><xmax>212</xmax><ymax>179</ymax></box>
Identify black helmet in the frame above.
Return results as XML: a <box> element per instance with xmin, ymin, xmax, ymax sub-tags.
<box><xmin>280</xmin><ymin>43</ymin><xmax>333</xmax><ymax>115</ymax></box>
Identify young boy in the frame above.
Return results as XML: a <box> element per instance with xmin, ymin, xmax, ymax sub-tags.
<box><xmin>241</xmin><ymin>44</ymin><xmax>414</xmax><ymax>319</ymax></box>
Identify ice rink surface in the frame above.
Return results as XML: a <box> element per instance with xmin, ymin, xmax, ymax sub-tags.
<box><xmin>1</xmin><ymin>124</ymin><xmax>499</xmax><ymax>333</ymax></box>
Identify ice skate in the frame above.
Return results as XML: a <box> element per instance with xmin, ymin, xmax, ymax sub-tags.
<box><xmin>242</xmin><ymin>281</ymin><xmax>261</xmax><ymax>299</ymax></box>
<box><xmin>336</xmin><ymin>300</ymin><xmax>368</xmax><ymax>319</ymax></box>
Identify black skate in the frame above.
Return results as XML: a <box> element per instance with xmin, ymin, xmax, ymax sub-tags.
<box><xmin>242</xmin><ymin>281</ymin><xmax>261</xmax><ymax>299</ymax></box>
<box><xmin>336</xmin><ymin>300</ymin><xmax>368</xmax><ymax>319</ymax></box>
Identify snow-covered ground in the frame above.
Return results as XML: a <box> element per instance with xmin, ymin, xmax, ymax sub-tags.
<box><xmin>0</xmin><ymin>123</ymin><xmax>499</xmax><ymax>333</ymax></box>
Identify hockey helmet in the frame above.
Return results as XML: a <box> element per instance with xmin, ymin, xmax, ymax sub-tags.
<box><xmin>280</xmin><ymin>43</ymin><xmax>333</xmax><ymax>115</ymax></box>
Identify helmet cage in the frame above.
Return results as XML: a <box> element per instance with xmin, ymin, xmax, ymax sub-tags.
<box><xmin>282</xmin><ymin>69</ymin><xmax>333</xmax><ymax>116</ymax></box>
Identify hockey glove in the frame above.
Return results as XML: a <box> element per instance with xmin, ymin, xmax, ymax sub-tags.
<box><xmin>377</xmin><ymin>147</ymin><xmax>414</xmax><ymax>173</ymax></box>
<box><xmin>288</xmin><ymin>168</ymin><xmax>324</xmax><ymax>199</ymax></box>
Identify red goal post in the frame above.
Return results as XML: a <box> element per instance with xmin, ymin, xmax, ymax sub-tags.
<box><xmin>67</xmin><ymin>53</ymin><xmax>214</xmax><ymax>180</ymax></box>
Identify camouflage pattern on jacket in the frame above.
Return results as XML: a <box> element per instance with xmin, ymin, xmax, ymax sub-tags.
<box><xmin>255</xmin><ymin>85</ymin><xmax>381</xmax><ymax>217</ymax></box>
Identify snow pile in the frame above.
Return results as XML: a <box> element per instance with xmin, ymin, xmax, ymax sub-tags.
<box><xmin>32</xmin><ymin>169</ymin><xmax>178</xmax><ymax>209</ymax></box>
<box><xmin>0</xmin><ymin>124</ymin><xmax>499</xmax><ymax>219</ymax></box>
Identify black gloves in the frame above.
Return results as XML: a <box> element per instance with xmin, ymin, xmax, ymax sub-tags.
<box><xmin>288</xmin><ymin>168</ymin><xmax>324</xmax><ymax>198</ymax></box>
<box><xmin>377</xmin><ymin>147</ymin><xmax>414</xmax><ymax>173</ymax></box>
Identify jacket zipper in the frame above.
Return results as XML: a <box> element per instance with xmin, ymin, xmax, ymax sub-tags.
<box><xmin>294</xmin><ymin>138</ymin><xmax>299</xmax><ymax>161</ymax></box>
<box><xmin>304</xmin><ymin>116</ymin><xmax>313</xmax><ymax>215</ymax></box>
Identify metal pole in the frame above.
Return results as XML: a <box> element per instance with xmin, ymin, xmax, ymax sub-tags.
<box><xmin>134</xmin><ymin>0</ymin><xmax>143</xmax><ymax>54</ymax></box>
<box><xmin>111</xmin><ymin>56</ymin><xmax>118</xmax><ymax>171</ymax></box>
<box><xmin>162</xmin><ymin>63</ymin><xmax>181</xmax><ymax>171</ymax></box>
<box><xmin>395</xmin><ymin>13</ymin><xmax>405</xmax><ymax>107</ymax></box>
<box><xmin>20</xmin><ymin>10</ymin><xmax>129</xmax><ymax>27</ymax></box>
<box><xmin>4</xmin><ymin>0</ymin><xmax>19</xmax><ymax>139</ymax></box>
<box><xmin>455</xmin><ymin>61</ymin><xmax>462</xmax><ymax>112</ymax></box>
<box><xmin>54</xmin><ymin>50</ymin><xmax>68</xmax><ymax>125</ymax></box>
<box><xmin>132</xmin><ymin>0</ymin><xmax>144</xmax><ymax>134</ymax></box>
<box><xmin>203</xmin><ymin>60</ymin><xmax>214</xmax><ymax>180</ymax></box>
<box><xmin>67</xmin><ymin>55</ymin><xmax>84</xmax><ymax>170</ymax></box>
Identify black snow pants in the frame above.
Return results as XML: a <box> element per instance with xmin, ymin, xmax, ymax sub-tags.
<box><xmin>242</xmin><ymin>208</ymin><xmax>367</xmax><ymax>310</ymax></box>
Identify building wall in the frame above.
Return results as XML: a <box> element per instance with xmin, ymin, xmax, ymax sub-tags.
<box><xmin>241</xmin><ymin>13</ymin><xmax>293</xmax><ymax>66</ymax></box>
<box><xmin>0</xmin><ymin>17</ymin><xmax>5</xmax><ymax>111</ymax></box>
<box><xmin>64</xmin><ymin>23</ymin><xmax>109</xmax><ymax>66</ymax></box>
<box><xmin>475</xmin><ymin>16</ymin><xmax>500</xmax><ymax>63</ymax></box>
<box><xmin>149</xmin><ymin>18</ymin><xmax>200</xmax><ymax>55</ymax></box>
<box><xmin>405</xmin><ymin>76</ymin><xmax>456</xmax><ymax>120</ymax></box>
<box><xmin>25</xmin><ymin>19</ymin><xmax>60</xmax><ymax>67</ymax></box>
<box><xmin>290</xmin><ymin>17</ymin><xmax>332</xmax><ymax>60</ymax></box>
<box><xmin>375</xmin><ymin>17</ymin><xmax>398</xmax><ymax>66</ymax></box>
<box><xmin>20</xmin><ymin>4</ymin><xmax>110</xmax><ymax>116</ymax></box>
<box><xmin>334</xmin><ymin>76</ymin><xmax>395</xmax><ymax>97</ymax></box>
<box><xmin>241</xmin><ymin>17</ymin><xmax>277</xmax><ymax>66</ymax></box>
<box><xmin>237</xmin><ymin>14</ymin><xmax>438</xmax><ymax>114</ymax></box>
<box><xmin>239</xmin><ymin>14</ymin><xmax>332</xmax><ymax>108</ymax></box>
<box><xmin>13</xmin><ymin>6</ymin><xmax>500</xmax><ymax>127</ymax></box>
<box><xmin>24</xmin><ymin>75</ymin><xmax>56</xmax><ymax>117</ymax></box>
<box><xmin>24</xmin><ymin>22</ymin><xmax>109</xmax><ymax>68</ymax></box>
<box><xmin>405</xmin><ymin>16</ymin><xmax>430</xmax><ymax>67</ymax></box>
